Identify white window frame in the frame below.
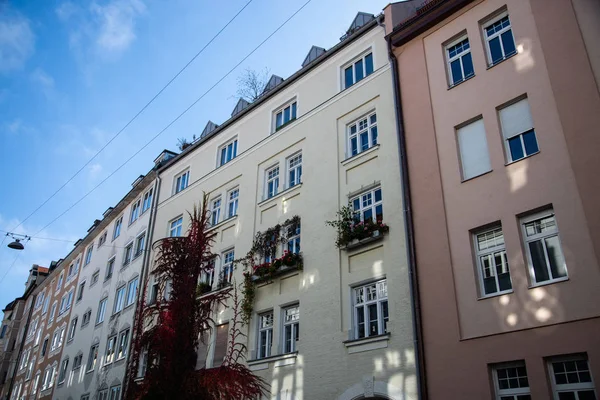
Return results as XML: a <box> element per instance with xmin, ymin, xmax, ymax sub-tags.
<box><xmin>98</xmin><ymin>390</ymin><xmax>108</xmax><ymax>400</ymax></box>
<box><xmin>68</xmin><ymin>317</ymin><xmax>77</xmax><ymax>341</ymax></box>
<box><xmin>342</xmin><ymin>50</ymin><xmax>374</xmax><ymax>90</ymax></box>
<box><xmin>282</xmin><ymin>305</ymin><xmax>299</xmax><ymax>354</ymax></box>
<box><xmin>210</xmin><ymin>196</ymin><xmax>222</xmax><ymax>226</ymax></box>
<box><xmin>105</xmin><ymin>335</ymin><xmax>117</xmax><ymax>365</ymax></box>
<box><xmin>521</xmin><ymin>210</ymin><xmax>568</xmax><ymax>286</ymax></box>
<box><xmin>548</xmin><ymin>355</ymin><xmax>597</xmax><ymax>400</ymax></box>
<box><xmin>96</xmin><ymin>298</ymin><xmax>107</xmax><ymax>324</ymax></box>
<box><xmin>499</xmin><ymin>98</ymin><xmax>538</xmax><ymax>163</ymax></box>
<box><xmin>352</xmin><ymin>279</ymin><xmax>388</xmax><ymax>339</ymax></box>
<box><xmin>347</xmin><ymin>111</ymin><xmax>377</xmax><ymax>158</ymax></box>
<box><xmin>445</xmin><ymin>35</ymin><xmax>474</xmax><ymax>86</ymax></box>
<box><xmin>227</xmin><ymin>188</ymin><xmax>239</xmax><ymax>218</ymax></box>
<box><xmin>58</xmin><ymin>357</ymin><xmax>68</xmax><ymax>384</ymax></box>
<box><xmin>106</xmin><ymin>257</ymin><xmax>115</xmax><ymax>280</ymax></box>
<box><xmin>123</xmin><ymin>242</ymin><xmax>133</xmax><ymax>266</ymax></box>
<box><xmin>116</xmin><ymin>329</ymin><xmax>130</xmax><ymax>360</ymax></box>
<box><xmin>350</xmin><ymin>187</ymin><xmax>383</xmax><ymax>223</ymax></box>
<box><xmin>129</xmin><ymin>198</ymin><xmax>141</xmax><ymax>225</ymax></box>
<box><xmin>113</xmin><ymin>286</ymin><xmax>126</xmax><ymax>314</ymax></box>
<box><xmin>218</xmin><ymin>138</ymin><xmax>238</xmax><ymax>167</ymax></box>
<box><xmin>221</xmin><ymin>249</ymin><xmax>235</xmax><ymax>285</ymax></box>
<box><xmin>492</xmin><ymin>361</ymin><xmax>531</xmax><ymax>400</ymax></box>
<box><xmin>286</xmin><ymin>152</ymin><xmax>302</xmax><ymax>189</ymax></box>
<box><xmin>273</xmin><ymin>99</ymin><xmax>297</xmax><ymax>132</ymax></box>
<box><xmin>474</xmin><ymin>226</ymin><xmax>512</xmax><ymax>297</ymax></box>
<box><xmin>125</xmin><ymin>277</ymin><xmax>138</xmax><ymax>307</ymax></box>
<box><xmin>265</xmin><ymin>165</ymin><xmax>280</xmax><ymax>199</ymax></box>
<box><xmin>134</xmin><ymin>233</ymin><xmax>145</xmax><ymax>258</ymax></box>
<box><xmin>56</xmin><ymin>272</ymin><xmax>64</xmax><ymax>292</ymax></box>
<box><xmin>257</xmin><ymin>311</ymin><xmax>273</xmax><ymax>359</ymax></box>
<box><xmin>49</xmin><ymin>302</ymin><xmax>57</xmax><ymax>323</ymax></box>
<box><xmin>169</xmin><ymin>216</ymin><xmax>183</xmax><ymax>237</ymax></box>
<box><xmin>113</xmin><ymin>216</ymin><xmax>123</xmax><ymax>241</ymax></box>
<box><xmin>201</xmin><ymin>258</ymin><xmax>216</xmax><ymax>289</ymax></box>
<box><xmin>286</xmin><ymin>221</ymin><xmax>301</xmax><ymax>255</ymax></box>
<box><xmin>86</xmin><ymin>344</ymin><xmax>98</xmax><ymax>372</ymax></box>
<box><xmin>142</xmin><ymin>188</ymin><xmax>153</xmax><ymax>213</ymax></box>
<box><xmin>109</xmin><ymin>384</ymin><xmax>121</xmax><ymax>400</ymax></box>
<box><xmin>174</xmin><ymin>170</ymin><xmax>190</xmax><ymax>194</ymax></box>
<box><xmin>482</xmin><ymin>11</ymin><xmax>517</xmax><ymax>66</ymax></box>
<box><xmin>98</xmin><ymin>231</ymin><xmax>107</xmax><ymax>247</ymax></box>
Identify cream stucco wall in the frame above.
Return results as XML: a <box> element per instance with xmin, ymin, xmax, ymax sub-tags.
<box><xmin>151</xmin><ymin>25</ymin><xmax>417</xmax><ymax>400</ymax></box>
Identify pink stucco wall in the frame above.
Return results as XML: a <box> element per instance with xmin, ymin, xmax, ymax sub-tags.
<box><xmin>391</xmin><ymin>0</ymin><xmax>600</xmax><ymax>397</ymax></box>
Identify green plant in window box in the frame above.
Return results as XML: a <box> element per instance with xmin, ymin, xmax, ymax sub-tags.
<box><xmin>326</xmin><ymin>205</ymin><xmax>389</xmax><ymax>248</ymax></box>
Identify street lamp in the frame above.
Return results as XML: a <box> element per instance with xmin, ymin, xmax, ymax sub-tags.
<box><xmin>6</xmin><ymin>233</ymin><xmax>30</xmax><ymax>250</ymax></box>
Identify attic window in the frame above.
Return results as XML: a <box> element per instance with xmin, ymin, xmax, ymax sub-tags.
<box><xmin>343</xmin><ymin>51</ymin><xmax>374</xmax><ymax>89</ymax></box>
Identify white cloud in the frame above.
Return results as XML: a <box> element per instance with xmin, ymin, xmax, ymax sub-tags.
<box><xmin>0</xmin><ymin>11</ymin><xmax>35</xmax><ymax>73</ymax></box>
<box><xmin>89</xmin><ymin>163</ymin><xmax>103</xmax><ymax>179</ymax></box>
<box><xmin>30</xmin><ymin>67</ymin><xmax>55</xmax><ymax>89</ymax></box>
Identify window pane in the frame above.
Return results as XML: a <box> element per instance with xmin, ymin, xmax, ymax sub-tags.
<box><xmin>577</xmin><ymin>391</ymin><xmax>596</xmax><ymax>400</ymax></box>
<box><xmin>558</xmin><ymin>393</ymin><xmax>577</xmax><ymax>400</ymax></box>
<box><xmin>545</xmin><ymin>236</ymin><xmax>567</xmax><ymax>279</ymax></box>
<box><xmin>345</xmin><ymin>66</ymin><xmax>353</xmax><ymax>88</ymax></box>
<box><xmin>501</xmin><ymin>30</ymin><xmax>516</xmax><ymax>56</ymax></box>
<box><xmin>355</xmin><ymin>60</ymin><xmax>364</xmax><ymax>81</ymax></box>
<box><xmin>360</xmin><ymin>132</ymin><xmax>369</xmax><ymax>151</ymax></box>
<box><xmin>276</xmin><ymin>112</ymin><xmax>283</xmax><ymax>128</ymax></box>
<box><xmin>529</xmin><ymin>240</ymin><xmax>550</xmax><ymax>282</ymax></box>
<box><xmin>450</xmin><ymin>59</ymin><xmax>463</xmax><ymax>84</ymax></box>
<box><xmin>363</xmin><ymin>209</ymin><xmax>373</xmax><ymax>222</ymax></box>
<box><xmin>509</xmin><ymin>136</ymin><xmax>525</xmax><ymax>161</ymax></box>
<box><xmin>523</xmin><ymin>130</ymin><xmax>539</xmax><ymax>155</ymax></box>
<box><xmin>220</xmin><ymin>148</ymin><xmax>226</xmax><ymax>165</ymax></box>
<box><xmin>283</xmin><ymin>106</ymin><xmax>290</xmax><ymax>123</ymax></box>
<box><xmin>375</xmin><ymin>205</ymin><xmax>383</xmax><ymax>222</ymax></box>
<box><xmin>371</xmin><ymin>126</ymin><xmax>378</xmax><ymax>145</ymax></box>
<box><xmin>462</xmin><ymin>52</ymin><xmax>474</xmax><ymax>78</ymax></box>
<box><xmin>291</xmin><ymin>102</ymin><xmax>297</xmax><ymax>120</ymax></box>
<box><xmin>368</xmin><ymin>304</ymin><xmax>378</xmax><ymax>336</ymax></box>
<box><xmin>489</xmin><ymin>36</ymin><xmax>503</xmax><ymax>64</ymax></box>
<box><xmin>365</xmin><ymin>53</ymin><xmax>373</xmax><ymax>75</ymax></box>
<box><xmin>351</xmin><ymin>137</ymin><xmax>358</xmax><ymax>156</ymax></box>
<box><xmin>356</xmin><ymin>306</ymin><xmax>365</xmax><ymax>338</ymax></box>
<box><xmin>496</xmin><ymin>254</ymin><xmax>512</xmax><ymax>292</ymax></box>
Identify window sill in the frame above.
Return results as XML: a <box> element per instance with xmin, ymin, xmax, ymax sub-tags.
<box><xmin>486</xmin><ymin>51</ymin><xmax>518</xmax><ymax>70</ymax></box>
<box><xmin>274</xmin><ymin>118</ymin><xmax>297</xmax><ymax>133</ymax></box>
<box><xmin>447</xmin><ymin>73</ymin><xmax>475</xmax><ymax>90</ymax></box>
<box><xmin>341</xmin><ymin>144</ymin><xmax>380</xmax><ymax>167</ymax></box>
<box><xmin>461</xmin><ymin>169</ymin><xmax>493</xmax><ymax>183</ymax></box>
<box><xmin>342</xmin><ymin>230</ymin><xmax>386</xmax><ymax>251</ymax></box>
<box><xmin>205</xmin><ymin>215</ymin><xmax>238</xmax><ymax>233</ymax></box>
<box><xmin>247</xmin><ymin>352</ymin><xmax>298</xmax><ymax>371</ymax></box>
<box><xmin>258</xmin><ymin>184</ymin><xmax>302</xmax><ymax>208</ymax></box>
<box><xmin>478</xmin><ymin>289</ymin><xmax>513</xmax><ymax>301</ymax></box>
<box><xmin>529</xmin><ymin>276</ymin><xmax>569</xmax><ymax>289</ymax></box>
<box><xmin>505</xmin><ymin>151</ymin><xmax>540</xmax><ymax>167</ymax></box>
<box><xmin>343</xmin><ymin>333</ymin><xmax>390</xmax><ymax>354</ymax></box>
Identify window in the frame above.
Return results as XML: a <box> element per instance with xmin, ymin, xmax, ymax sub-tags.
<box><xmin>117</xmin><ymin>329</ymin><xmax>130</xmax><ymax>360</ymax></box>
<box><xmin>109</xmin><ymin>385</ymin><xmax>121</xmax><ymax>400</ymax></box>
<box><xmin>123</xmin><ymin>242</ymin><xmax>133</xmax><ymax>266</ymax></box>
<box><xmin>170</xmin><ymin>217</ymin><xmax>183</xmax><ymax>237</ymax></box>
<box><xmin>126</xmin><ymin>278</ymin><xmax>138</xmax><ymax>307</ymax></box>
<box><xmin>483</xmin><ymin>13</ymin><xmax>517</xmax><ymax>66</ymax></box>
<box><xmin>142</xmin><ymin>188</ymin><xmax>153</xmax><ymax>213</ymax></box>
<box><xmin>98</xmin><ymin>390</ymin><xmax>108</xmax><ymax>400</ymax></box>
<box><xmin>27</xmin><ymin>319</ymin><xmax>38</xmax><ymax>338</ymax></box>
<box><xmin>19</xmin><ymin>349</ymin><xmax>30</xmax><ymax>370</ymax></box>
<box><xmin>219</xmin><ymin>139</ymin><xmax>238</xmax><ymax>166</ymax></box>
<box><xmin>348</xmin><ymin>112</ymin><xmax>377</xmax><ymax>157</ymax></box>
<box><xmin>549</xmin><ymin>356</ymin><xmax>596</xmax><ymax>400</ymax></box>
<box><xmin>201</xmin><ymin>259</ymin><xmax>216</xmax><ymax>289</ymax></box>
<box><xmin>59</xmin><ymin>290</ymin><xmax>73</xmax><ymax>315</ymax></box>
<box><xmin>227</xmin><ymin>188</ymin><xmax>239</xmax><ymax>218</ymax></box>
<box><xmin>35</xmin><ymin>327</ymin><xmax>42</xmax><ymax>346</ymax></box>
<box><xmin>257</xmin><ymin>312</ymin><xmax>273</xmax><ymax>359</ymax></box>
<box><xmin>343</xmin><ymin>52</ymin><xmax>374</xmax><ymax>89</ymax></box>
<box><xmin>58</xmin><ymin>358</ymin><xmax>68</xmax><ymax>384</ymax></box>
<box><xmin>213</xmin><ymin>323</ymin><xmax>229</xmax><ymax>367</ymax></box>
<box><xmin>68</xmin><ymin>258</ymin><xmax>80</xmax><ymax>278</ymax></box>
<box><xmin>174</xmin><ymin>170</ymin><xmax>190</xmax><ymax>194</ymax></box>
<box><xmin>457</xmin><ymin>118</ymin><xmax>492</xmax><ymax>180</ymax></box>
<box><xmin>98</xmin><ymin>231</ymin><xmax>107</xmax><ymax>247</ymax></box>
<box><xmin>287</xmin><ymin>153</ymin><xmax>302</xmax><ymax>188</ymax></box>
<box><xmin>41</xmin><ymin>365</ymin><xmax>55</xmax><ymax>390</ymax></box>
<box><xmin>475</xmin><ymin>226</ymin><xmax>512</xmax><ymax>296</ymax></box>
<box><xmin>0</xmin><ymin>325</ymin><xmax>6</xmax><ymax>339</ymax></box>
<box><xmin>221</xmin><ymin>250</ymin><xmax>235</xmax><ymax>285</ymax></box>
<box><xmin>81</xmin><ymin>395</ymin><xmax>90</xmax><ymax>400</ymax></box>
<box><xmin>134</xmin><ymin>233</ymin><xmax>145</xmax><ymax>258</ymax></box>
<box><xmin>149</xmin><ymin>281</ymin><xmax>159</xmax><ymax>305</ymax></box>
<box><xmin>446</xmin><ymin>36</ymin><xmax>474</xmax><ymax>86</ymax></box>
<box><xmin>129</xmin><ymin>199</ymin><xmax>141</xmax><ymax>224</ymax></box>
<box><xmin>351</xmin><ymin>187</ymin><xmax>383</xmax><ymax>223</ymax></box>
<box><xmin>105</xmin><ymin>335</ymin><xmax>117</xmax><ymax>365</ymax></box>
<box><xmin>73</xmin><ymin>353</ymin><xmax>83</xmax><ymax>369</ymax></box>
<box><xmin>68</xmin><ymin>317</ymin><xmax>77</xmax><ymax>341</ymax></box>
<box><xmin>82</xmin><ymin>310</ymin><xmax>92</xmax><ymax>327</ymax></box>
<box><xmin>287</xmin><ymin>221</ymin><xmax>301</xmax><ymax>254</ymax></box>
<box><xmin>56</xmin><ymin>273</ymin><xmax>64</xmax><ymax>291</ymax></box>
<box><xmin>266</xmin><ymin>165</ymin><xmax>280</xmax><ymax>199</ymax></box>
<box><xmin>274</xmin><ymin>100</ymin><xmax>297</xmax><ymax>131</ymax></box>
<box><xmin>49</xmin><ymin>302</ymin><xmax>57</xmax><ymax>322</ymax></box>
<box><xmin>113</xmin><ymin>216</ymin><xmax>123</xmax><ymax>240</ymax></box>
<box><xmin>492</xmin><ymin>361</ymin><xmax>531</xmax><ymax>400</ymax></box>
<box><xmin>86</xmin><ymin>344</ymin><xmax>99</xmax><ymax>372</ymax></box>
<box><xmin>42</xmin><ymin>295</ymin><xmax>49</xmax><ymax>314</ymax></box>
<box><xmin>211</xmin><ymin>197</ymin><xmax>222</xmax><ymax>226</ymax></box>
<box><xmin>77</xmin><ymin>281</ymin><xmax>85</xmax><ymax>302</ymax></box>
<box><xmin>50</xmin><ymin>327</ymin><xmax>65</xmax><ymax>351</ymax></box>
<box><xmin>106</xmin><ymin>258</ymin><xmax>115</xmax><ymax>280</ymax></box>
<box><xmin>353</xmin><ymin>280</ymin><xmax>388</xmax><ymax>339</ymax></box>
<box><xmin>85</xmin><ymin>246</ymin><xmax>93</xmax><ymax>266</ymax></box>
<box><xmin>41</xmin><ymin>338</ymin><xmax>48</xmax><ymax>356</ymax></box>
<box><xmin>97</xmin><ymin>298</ymin><xmax>107</xmax><ymax>324</ymax></box>
<box><xmin>499</xmin><ymin>98</ymin><xmax>539</xmax><ymax>163</ymax></box>
<box><xmin>26</xmin><ymin>356</ymin><xmax>35</xmax><ymax>380</ymax></box>
<box><xmin>521</xmin><ymin>210</ymin><xmax>567</xmax><ymax>285</ymax></box>
<box><xmin>114</xmin><ymin>287</ymin><xmax>126</xmax><ymax>314</ymax></box>
<box><xmin>35</xmin><ymin>293</ymin><xmax>44</xmax><ymax>310</ymax></box>
<box><xmin>91</xmin><ymin>270</ymin><xmax>100</xmax><ymax>286</ymax></box>
<box><xmin>282</xmin><ymin>305</ymin><xmax>299</xmax><ymax>353</ymax></box>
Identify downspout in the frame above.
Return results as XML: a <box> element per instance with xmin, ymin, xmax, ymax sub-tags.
<box><xmin>6</xmin><ymin>292</ymin><xmax>36</xmax><ymax>400</ymax></box>
<box><xmin>122</xmin><ymin>170</ymin><xmax>161</xmax><ymax>398</ymax></box>
<box><xmin>379</xmin><ymin>15</ymin><xmax>428</xmax><ymax>400</ymax></box>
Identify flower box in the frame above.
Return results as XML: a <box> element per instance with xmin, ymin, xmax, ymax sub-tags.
<box><xmin>251</xmin><ymin>252</ymin><xmax>303</xmax><ymax>283</ymax></box>
<box><xmin>344</xmin><ymin>229</ymin><xmax>385</xmax><ymax>250</ymax></box>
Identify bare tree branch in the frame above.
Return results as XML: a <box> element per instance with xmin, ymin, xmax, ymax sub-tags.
<box><xmin>236</xmin><ymin>67</ymin><xmax>270</xmax><ymax>102</ymax></box>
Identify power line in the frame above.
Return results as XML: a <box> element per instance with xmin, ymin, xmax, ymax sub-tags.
<box><xmin>33</xmin><ymin>0</ymin><xmax>312</xmax><ymax>237</ymax></box>
<box><xmin>0</xmin><ymin>252</ymin><xmax>22</xmax><ymax>285</ymax></box>
<box><xmin>8</xmin><ymin>0</ymin><xmax>255</xmax><ymax>234</ymax></box>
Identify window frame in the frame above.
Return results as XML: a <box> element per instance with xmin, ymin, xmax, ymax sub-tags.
<box><xmin>116</xmin><ymin>329</ymin><xmax>130</xmax><ymax>360</ymax></box>
<box><xmin>286</xmin><ymin>220</ymin><xmax>301</xmax><ymax>255</ymax></box>
<box><xmin>445</xmin><ymin>35</ymin><xmax>474</xmax><ymax>87</ymax></box>
<box><xmin>482</xmin><ymin>11</ymin><xmax>517</xmax><ymax>67</ymax></box>
<box><xmin>498</xmin><ymin>98</ymin><xmax>539</xmax><ymax>163</ymax></box>
<box><xmin>352</xmin><ymin>279</ymin><xmax>389</xmax><ymax>340</ymax></box>
<box><xmin>282</xmin><ymin>305</ymin><xmax>299</xmax><ymax>354</ymax></box>
<box><xmin>113</xmin><ymin>286</ymin><xmax>126</xmax><ymax>314</ymax></box>
<box><xmin>548</xmin><ymin>355</ymin><xmax>597</xmax><ymax>400</ymax></box>
<box><xmin>123</xmin><ymin>242</ymin><xmax>134</xmax><ymax>267</ymax></box>
<box><xmin>491</xmin><ymin>360</ymin><xmax>531</xmax><ymax>400</ymax></box>
<box><xmin>109</xmin><ymin>384</ymin><xmax>121</xmax><ymax>400</ymax></box>
<box><xmin>142</xmin><ymin>188</ymin><xmax>153</xmax><ymax>213</ymax></box>
<box><xmin>96</xmin><ymin>298</ymin><xmax>108</xmax><ymax>324</ymax></box>
<box><xmin>105</xmin><ymin>335</ymin><xmax>117</xmax><ymax>365</ymax></box>
<box><xmin>473</xmin><ymin>226</ymin><xmax>512</xmax><ymax>298</ymax></box>
<box><xmin>125</xmin><ymin>277</ymin><xmax>139</xmax><ymax>307</ymax></box>
<box><xmin>342</xmin><ymin>50</ymin><xmax>374</xmax><ymax>90</ymax></box>
<box><xmin>86</xmin><ymin>344</ymin><xmax>99</xmax><ymax>372</ymax></box>
<box><xmin>134</xmin><ymin>232</ymin><xmax>145</xmax><ymax>259</ymax></box>
<box><xmin>265</xmin><ymin>164</ymin><xmax>280</xmax><ymax>199</ymax></box>
<box><xmin>257</xmin><ymin>311</ymin><xmax>273</xmax><ymax>359</ymax></box>
<box><xmin>129</xmin><ymin>198</ymin><xmax>141</xmax><ymax>225</ymax></box>
<box><xmin>227</xmin><ymin>187</ymin><xmax>239</xmax><ymax>218</ymax></box>
<box><xmin>273</xmin><ymin>99</ymin><xmax>298</xmax><ymax>132</ymax></box>
<box><xmin>112</xmin><ymin>216</ymin><xmax>123</xmax><ymax>241</ymax></box>
<box><xmin>347</xmin><ymin>111</ymin><xmax>378</xmax><ymax>158</ymax></box>
<box><xmin>350</xmin><ymin>186</ymin><xmax>383</xmax><ymax>223</ymax></box>
<box><xmin>218</xmin><ymin>138</ymin><xmax>238</xmax><ymax>167</ymax></box>
<box><xmin>286</xmin><ymin>152</ymin><xmax>302</xmax><ymax>189</ymax></box>
<box><xmin>174</xmin><ymin>169</ymin><xmax>190</xmax><ymax>194</ymax></box>
<box><xmin>58</xmin><ymin>357</ymin><xmax>69</xmax><ymax>384</ymax></box>
<box><xmin>68</xmin><ymin>317</ymin><xmax>78</xmax><ymax>341</ymax></box>
<box><xmin>210</xmin><ymin>196</ymin><xmax>222</xmax><ymax>226</ymax></box>
<box><xmin>520</xmin><ymin>210</ymin><xmax>568</xmax><ymax>286</ymax></box>
<box><xmin>169</xmin><ymin>216</ymin><xmax>183</xmax><ymax>237</ymax></box>
<box><xmin>221</xmin><ymin>249</ymin><xmax>235</xmax><ymax>285</ymax></box>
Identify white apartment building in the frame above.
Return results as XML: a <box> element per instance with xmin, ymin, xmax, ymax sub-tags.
<box><xmin>146</xmin><ymin>12</ymin><xmax>417</xmax><ymax>400</ymax></box>
<box><xmin>52</xmin><ymin>172</ymin><xmax>157</xmax><ymax>400</ymax></box>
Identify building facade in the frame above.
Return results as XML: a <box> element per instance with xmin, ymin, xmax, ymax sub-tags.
<box><xmin>142</xmin><ymin>12</ymin><xmax>418</xmax><ymax>400</ymax></box>
<box><xmin>52</xmin><ymin>172</ymin><xmax>156</xmax><ymax>400</ymax></box>
<box><xmin>386</xmin><ymin>0</ymin><xmax>600</xmax><ymax>398</ymax></box>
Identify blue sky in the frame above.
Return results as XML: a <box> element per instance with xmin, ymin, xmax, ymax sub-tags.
<box><xmin>0</xmin><ymin>0</ymin><xmax>391</xmax><ymax>310</ymax></box>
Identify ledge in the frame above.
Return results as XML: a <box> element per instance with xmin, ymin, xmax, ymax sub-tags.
<box><xmin>341</xmin><ymin>144</ymin><xmax>380</xmax><ymax>166</ymax></box>
<box><xmin>252</xmin><ymin>263</ymin><xmax>302</xmax><ymax>284</ymax></box>
<box><xmin>258</xmin><ymin>184</ymin><xmax>302</xmax><ymax>208</ymax></box>
<box><xmin>342</xmin><ymin>230</ymin><xmax>385</xmax><ymax>251</ymax></box>
<box><xmin>343</xmin><ymin>333</ymin><xmax>390</xmax><ymax>354</ymax></box>
<box><xmin>205</xmin><ymin>215</ymin><xmax>238</xmax><ymax>233</ymax></box>
<box><xmin>247</xmin><ymin>352</ymin><xmax>298</xmax><ymax>371</ymax></box>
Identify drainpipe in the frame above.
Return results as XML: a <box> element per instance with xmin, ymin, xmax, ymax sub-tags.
<box><xmin>379</xmin><ymin>15</ymin><xmax>428</xmax><ymax>400</ymax></box>
<box><xmin>6</xmin><ymin>292</ymin><xmax>36</xmax><ymax>400</ymax></box>
<box><xmin>122</xmin><ymin>171</ymin><xmax>161</xmax><ymax>398</ymax></box>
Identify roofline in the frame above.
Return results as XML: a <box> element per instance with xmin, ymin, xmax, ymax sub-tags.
<box><xmin>158</xmin><ymin>16</ymin><xmax>382</xmax><ymax>174</ymax></box>
<box><xmin>387</xmin><ymin>0</ymin><xmax>474</xmax><ymax>47</ymax></box>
